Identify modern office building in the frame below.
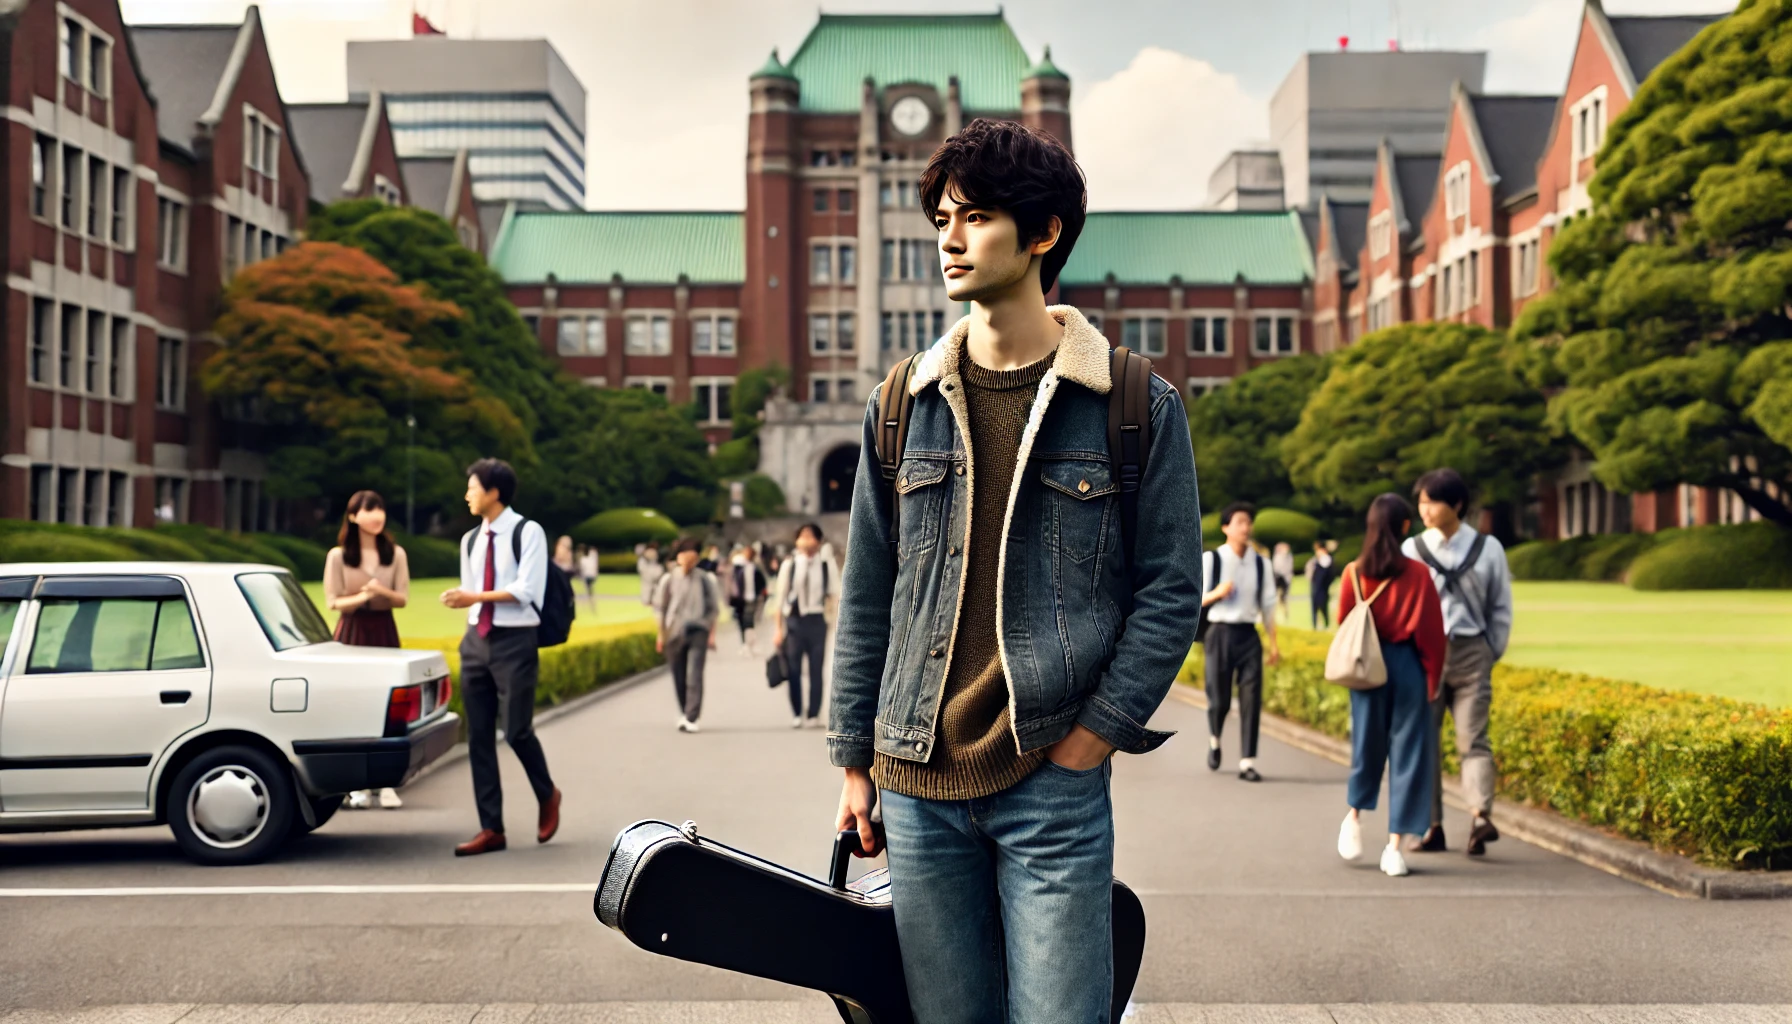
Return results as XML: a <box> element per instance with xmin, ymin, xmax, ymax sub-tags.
<box><xmin>1271</xmin><ymin>48</ymin><xmax>1486</xmax><ymax>207</ymax></box>
<box><xmin>346</xmin><ymin>37</ymin><xmax>587</xmax><ymax>210</ymax></box>
<box><xmin>1206</xmin><ymin>150</ymin><xmax>1286</xmax><ymax>210</ymax></box>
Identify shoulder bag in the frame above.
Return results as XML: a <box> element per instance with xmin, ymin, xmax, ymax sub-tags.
<box><xmin>1324</xmin><ymin>562</ymin><xmax>1393</xmax><ymax>690</ymax></box>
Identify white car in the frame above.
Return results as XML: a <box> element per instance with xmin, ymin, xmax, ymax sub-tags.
<box><xmin>0</xmin><ymin>562</ymin><xmax>458</xmax><ymax>865</ymax></box>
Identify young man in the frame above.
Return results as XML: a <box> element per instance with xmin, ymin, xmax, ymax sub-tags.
<box><xmin>651</xmin><ymin>536</ymin><xmax>721</xmax><ymax>734</ymax></box>
<box><xmin>831</xmin><ymin>118</ymin><xmax>1202</xmax><ymax>1024</ymax></box>
<box><xmin>1404</xmin><ymin>468</ymin><xmax>1513</xmax><ymax>855</ymax></box>
<box><xmin>772</xmin><ymin>523</ymin><xmax>833</xmax><ymax>729</ymax></box>
<box><xmin>1200</xmin><ymin>502</ymin><xmax>1280</xmax><ymax>782</ymax></box>
<box><xmin>440</xmin><ymin>458</ymin><xmax>561</xmax><ymax>857</ymax></box>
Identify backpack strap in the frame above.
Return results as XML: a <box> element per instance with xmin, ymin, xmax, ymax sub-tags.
<box><xmin>1106</xmin><ymin>346</ymin><xmax>1153</xmax><ymax>573</ymax></box>
<box><xmin>1413</xmin><ymin>532</ymin><xmax>1488</xmax><ymax>594</ymax></box>
<box><xmin>876</xmin><ymin>355</ymin><xmax>920</xmax><ymax>544</ymax></box>
<box><xmin>1349</xmin><ymin>562</ymin><xmax>1394</xmax><ymax>607</ymax></box>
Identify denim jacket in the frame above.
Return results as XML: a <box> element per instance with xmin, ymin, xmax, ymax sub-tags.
<box><xmin>828</xmin><ymin>306</ymin><xmax>1205</xmax><ymax>769</ymax></box>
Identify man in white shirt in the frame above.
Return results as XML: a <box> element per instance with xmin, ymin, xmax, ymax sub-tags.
<box><xmin>773</xmin><ymin>523</ymin><xmax>834</xmax><ymax>729</ymax></box>
<box><xmin>1404</xmin><ymin>468</ymin><xmax>1513</xmax><ymax>857</ymax></box>
<box><xmin>1200</xmin><ymin>502</ymin><xmax>1280</xmax><ymax>782</ymax></box>
<box><xmin>441</xmin><ymin>459</ymin><xmax>560</xmax><ymax>857</ymax></box>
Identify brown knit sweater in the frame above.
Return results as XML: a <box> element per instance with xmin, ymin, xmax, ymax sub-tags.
<box><xmin>873</xmin><ymin>349</ymin><xmax>1056</xmax><ymax>800</ymax></box>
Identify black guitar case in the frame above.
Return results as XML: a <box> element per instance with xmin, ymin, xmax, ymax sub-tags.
<box><xmin>594</xmin><ymin>819</ymin><xmax>1146</xmax><ymax>1024</ymax></box>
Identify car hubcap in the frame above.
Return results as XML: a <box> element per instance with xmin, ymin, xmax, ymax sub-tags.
<box><xmin>188</xmin><ymin>765</ymin><xmax>270</xmax><ymax>849</ymax></box>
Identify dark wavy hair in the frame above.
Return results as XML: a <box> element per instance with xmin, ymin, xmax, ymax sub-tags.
<box><xmin>338</xmin><ymin>490</ymin><xmax>395</xmax><ymax>568</ymax></box>
<box><xmin>918</xmin><ymin>117</ymin><xmax>1087</xmax><ymax>292</ymax></box>
<box><xmin>1358</xmin><ymin>493</ymin><xmax>1413</xmax><ymax>580</ymax></box>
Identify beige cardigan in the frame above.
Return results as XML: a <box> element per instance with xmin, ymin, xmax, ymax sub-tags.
<box><xmin>324</xmin><ymin>545</ymin><xmax>411</xmax><ymax>612</ymax></box>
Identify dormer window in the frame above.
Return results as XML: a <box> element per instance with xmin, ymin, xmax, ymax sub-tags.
<box><xmin>1368</xmin><ymin>211</ymin><xmax>1393</xmax><ymax>260</ymax></box>
<box><xmin>1570</xmin><ymin>87</ymin><xmax>1609</xmax><ymax>163</ymax></box>
<box><xmin>1443</xmin><ymin>162</ymin><xmax>1471</xmax><ymax>220</ymax></box>
<box><xmin>244</xmin><ymin>108</ymin><xmax>281</xmax><ymax>181</ymax></box>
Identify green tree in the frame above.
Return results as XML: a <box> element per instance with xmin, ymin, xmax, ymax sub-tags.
<box><xmin>1513</xmin><ymin>0</ymin><xmax>1792</xmax><ymax>526</ymax></box>
<box><xmin>526</xmin><ymin>388</ymin><xmax>717</xmax><ymax>532</ymax></box>
<box><xmin>1282</xmin><ymin>323</ymin><xmax>1557</xmax><ymax>524</ymax></box>
<box><xmin>1186</xmin><ymin>355</ymin><xmax>1329</xmax><ymax>512</ymax></box>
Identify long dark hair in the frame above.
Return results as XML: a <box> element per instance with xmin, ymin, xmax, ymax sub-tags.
<box><xmin>1359</xmin><ymin>493</ymin><xmax>1413</xmax><ymax>580</ymax></box>
<box><xmin>338</xmin><ymin>490</ymin><xmax>395</xmax><ymax>568</ymax></box>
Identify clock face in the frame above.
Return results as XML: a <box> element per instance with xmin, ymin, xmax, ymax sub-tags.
<box><xmin>890</xmin><ymin>96</ymin><xmax>932</xmax><ymax>137</ymax></box>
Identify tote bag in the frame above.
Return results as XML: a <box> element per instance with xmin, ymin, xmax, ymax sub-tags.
<box><xmin>1324</xmin><ymin>563</ymin><xmax>1393</xmax><ymax>690</ymax></box>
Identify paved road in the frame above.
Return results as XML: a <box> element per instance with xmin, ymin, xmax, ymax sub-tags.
<box><xmin>2</xmin><ymin>629</ymin><xmax>1789</xmax><ymax>1015</ymax></box>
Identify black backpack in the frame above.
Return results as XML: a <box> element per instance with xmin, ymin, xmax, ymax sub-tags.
<box><xmin>874</xmin><ymin>346</ymin><xmax>1156</xmax><ymax>571</ymax></box>
<box><xmin>463</xmin><ymin>517</ymin><xmax>576</xmax><ymax>647</ymax></box>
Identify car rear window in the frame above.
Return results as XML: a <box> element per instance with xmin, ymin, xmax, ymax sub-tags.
<box><xmin>237</xmin><ymin>572</ymin><xmax>332</xmax><ymax>651</ymax></box>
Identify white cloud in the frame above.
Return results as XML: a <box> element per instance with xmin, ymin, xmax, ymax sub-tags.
<box><xmin>1071</xmin><ymin>46</ymin><xmax>1268</xmax><ymax>210</ymax></box>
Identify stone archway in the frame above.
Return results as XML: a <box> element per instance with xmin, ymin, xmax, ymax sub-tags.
<box><xmin>818</xmin><ymin>444</ymin><xmax>859</xmax><ymax>513</ymax></box>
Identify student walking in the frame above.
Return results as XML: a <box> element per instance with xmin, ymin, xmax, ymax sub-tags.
<box><xmin>830</xmin><ymin>119</ymin><xmax>1203</xmax><ymax>1024</ymax></box>
<box><xmin>1201</xmin><ymin>502</ymin><xmax>1280</xmax><ymax>781</ymax></box>
<box><xmin>440</xmin><ymin>459</ymin><xmax>562</xmax><ymax>857</ymax></box>
<box><xmin>773</xmin><ymin>523</ymin><xmax>833</xmax><ymax>729</ymax></box>
<box><xmin>1336</xmin><ymin>493</ymin><xmax>1447</xmax><ymax>877</ymax></box>
<box><xmin>1272</xmin><ymin>541</ymin><xmax>1295</xmax><ymax>623</ymax></box>
<box><xmin>324</xmin><ymin>489</ymin><xmax>411</xmax><ymax>811</ymax></box>
<box><xmin>1405</xmin><ymin>468</ymin><xmax>1514</xmax><ymax>856</ymax></box>
<box><xmin>577</xmin><ymin>545</ymin><xmax>600</xmax><ymax>608</ymax></box>
<box><xmin>726</xmin><ymin>545</ymin><xmax>768</xmax><ymax>655</ymax></box>
<box><xmin>651</xmin><ymin>537</ymin><xmax>722</xmax><ymax>733</ymax></box>
<box><xmin>1307</xmin><ymin>539</ymin><xmax>1335</xmax><ymax>629</ymax></box>
<box><xmin>637</xmin><ymin>542</ymin><xmax>664</xmax><ymax>605</ymax></box>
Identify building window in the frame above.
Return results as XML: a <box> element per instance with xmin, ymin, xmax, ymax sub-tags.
<box><xmin>838</xmin><ymin>189</ymin><xmax>853</xmax><ymax>213</ymax></box>
<box><xmin>111</xmin><ymin>167</ymin><xmax>130</xmax><ymax>245</ymax></box>
<box><xmin>1444</xmin><ymin>162</ymin><xmax>1470</xmax><ymax>219</ymax></box>
<box><xmin>692</xmin><ymin>314</ymin><xmax>735</xmax><ymax>355</ymax></box>
<box><xmin>32</xmin><ymin>135</ymin><xmax>52</xmax><ymax>219</ymax></box>
<box><xmin>809</xmin><ymin>313</ymin><xmax>832</xmax><ymax>353</ymax></box>
<box><xmin>1189</xmin><ymin>315</ymin><xmax>1229</xmax><ymax>355</ymax></box>
<box><xmin>59</xmin><ymin>305</ymin><xmax>79</xmax><ymax>388</ymax></box>
<box><xmin>891</xmin><ymin>239</ymin><xmax>931</xmax><ymax>281</ymax></box>
<box><xmin>373</xmin><ymin>174</ymin><xmax>402</xmax><ymax>205</ymax></box>
<box><xmin>245</xmin><ymin>109</ymin><xmax>281</xmax><ymax>180</ymax></box>
<box><xmin>156</xmin><ymin>336</ymin><xmax>185</xmax><ymax>409</ymax></box>
<box><xmin>86</xmin><ymin>155</ymin><xmax>105</xmax><ymax>237</ymax></box>
<box><xmin>810</xmin><ymin>149</ymin><xmax>835</xmax><ymax>168</ymax></box>
<box><xmin>809</xmin><ymin>377</ymin><xmax>858</xmax><ymax>404</ymax></box>
<box><xmin>879</xmin><ymin>181</ymin><xmax>895</xmax><ymax>208</ymax></box>
<box><xmin>61</xmin><ymin>145</ymin><xmax>80</xmax><ymax>229</ymax></box>
<box><xmin>109</xmin><ymin>471</ymin><xmax>128</xmax><ymax>527</ymax></box>
<box><xmin>717</xmin><ymin>315</ymin><xmax>736</xmax><ymax>354</ymax></box>
<box><xmin>813</xmin><ymin>190</ymin><xmax>829</xmax><ymax>213</ymax></box>
<box><xmin>1369</xmin><ymin>211</ymin><xmax>1393</xmax><ymax>260</ymax></box>
<box><xmin>1440</xmin><ymin>264</ymin><xmax>1453</xmax><ymax>316</ymax></box>
<box><xmin>811</xmin><ymin>243</ymin><xmax>831</xmax><ymax>284</ymax></box>
<box><xmin>624</xmin><ymin>376</ymin><xmax>671</xmax><ymax>397</ymax></box>
<box><xmin>625</xmin><ymin>314</ymin><xmax>671</xmax><ymax>356</ymax></box>
<box><xmin>839</xmin><ymin>313</ymin><xmax>856</xmax><ymax>353</ymax></box>
<box><xmin>932</xmin><ymin>310</ymin><xmax>945</xmax><ymax>341</ymax></box>
<box><xmin>60</xmin><ymin>17</ymin><xmax>84</xmax><ymax>85</ymax></box>
<box><xmin>84</xmin><ymin>469</ymin><xmax>104</xmax><ymax>528</ymax></box>
<box><xmin>157</xmin><ymin>196</ymin><xmax>187</xmax><ymax>269</ymax></box>
<box><xmin>812</xmin><ymin>378</ymin><xmax>830</xmax><ymax>404</ymax></box>
<box><xmin>1253</xmin><ymin>315</ymin><xmax>1295</xmax><ymax>355</ymax></box>
<box><xmin>1570</xmin><ymin>89</ymin><xmax>1609</xmax><ymax>163</ymax></box>
<box><xmin>881</xmin><ymin>312</ymin><xmax>894</xmax><ymax>350</ymax></box>
<box><xmin>86</xmin><ymin>310</ymin><xmax>105</xmax><ymax>393</ymax></box>
<box><xmin>839</xmin><ymin>243</ymin><xmax>856</xmax><ymax>284</ymax></box>
<box><xmin>692</xmin><ymin>378</ymin><xmax>735</xmax><ymax>424</ymax></box>
<box><xmin>87</xmin><ymin>32</ymin><xmax>109</xmax><ymax>97</ymax></box>
<box><xmin>1121</xmin><ymin>317</ymin><xmax>1166</xmax><ymax>357</ymax></box>
<box><xmin>557</xmin><ymin>316</ymin><xmax>585</xmax><ymax>356</ymax></box>
<box><xmin>880</xmin><ymin>239</ymin><xmax>894</xmax><ymax>280</ymax></box>
<box><xmin>1187</xmin><ymin>377</ymin><xmax>1228</xmax><ymax>400</ymax></box>
<box><xmin>1468</xmin><ymin>251</ymin><xmax>1480</xmax><ymax>305</ymax></box>
<box><xmin>30</xmin><ymin>298</ymin><xmax>53</xmax><ymax>384</ymax></box>
<box><xmin>110</xmin><ymin>318</ymin><xmax>130</xmax><ymax>398</ymax></box>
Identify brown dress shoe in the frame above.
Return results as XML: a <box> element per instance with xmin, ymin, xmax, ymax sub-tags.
<box><xmin>1467</xmin><ymin>816</ymin><xmax>1500</xmax><ymax>856</ymax></box>
<box><xmin>538</xmin><ymin>787</ymin><xmax>562</xmax><ymax>844</ymax></box>
<box><xmin>1414</xmin><ymin>825</ymin><xmax>1448</xmax><ymax>852</ymax></box>
<box><xmin>455</xmin><ymin>829</ymin><xmax>507</xmax><ymax>857</ymax></box>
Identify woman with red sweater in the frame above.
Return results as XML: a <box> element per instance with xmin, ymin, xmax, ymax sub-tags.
<box><xmin>1336</xmin><ymin>493</ymin><xmax>1448</xmax><ymax>877</ymax></box>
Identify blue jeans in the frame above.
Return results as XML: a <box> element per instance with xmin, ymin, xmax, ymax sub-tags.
<box><xmin>1347</xmin><ymin>640</ymin><xmax>1435</xmax><ymax>836</ymax></box>
<box><xmin>880</xmin><ymin>760</ymin><xmax>1115</xmax><ymax>1024</ymax></box>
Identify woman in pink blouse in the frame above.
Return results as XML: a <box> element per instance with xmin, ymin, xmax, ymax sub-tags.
<box><xmin>324</xmin><ymin>490</ymin><xmax>411</xmax><ymax>808</ymax></box>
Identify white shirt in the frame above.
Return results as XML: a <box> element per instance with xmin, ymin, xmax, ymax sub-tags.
<box><xmin>777</xmin><ymin>551</ymin><xmax>833</xmax><ymax>617</ymax></box>
<box><xmin>1402</xmin><ymin>525</ymin><xmax>1513</xmax><ymax>658</ymax></box>
<box><xmin>459</xmin><ymin>507</ymin><xmax>548</xmax><ymax>629</ymax></box>
<box><xmin>1205</xmin><ymin>544</ymin><xmax>1276</xmax><ymax>624</ymax></box>
<box><xmin>578</xmin><ymin>549</ymin><xmax>599</xmax><ymax>580</ymax></box>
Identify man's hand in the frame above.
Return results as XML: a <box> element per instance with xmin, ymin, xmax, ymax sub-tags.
<box><xmin>773</xmin><ymin>625</ymin><xmax>785</xmax><ymax>648</ymax></box>
<box><xmin>836</xmin><ymin>768</ymin><xmax>882</xmax><ymax>858</ymax></box>
<box><xmin>708</xmin><ymin>633</ymin><xmax>718</xmax><ymax>651</ymax></box>
<box><xmin>1213</xmin><ymin>579</ymin><xmax>1235</xmax><ymax>600</ymax></box>
<box><xmin>654</xmin><ymin>635</ymin><xmax>664</xmax><ymax>654</ymax></box>
<box><xmin>1046</xmin><ymin>723</ymin><xmax>1114</xmax><ymax>772</ymax></box>
<box><xmin>1267</xmin><ymin>639</ymin><xmax>1282</xmax><ymax>667</ymax></box>
<box><xmin>440</xmin><ymin>588</ymin><xmax>477</xmax><ymax>610</ymax></box>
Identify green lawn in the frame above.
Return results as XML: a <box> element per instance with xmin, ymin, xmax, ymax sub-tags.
<box><xmin>1274</xmin><ymin>576</ymin><xmax>1792</xmax><ymax>707</ymax></box>
<box><xmin>303</xmin><ymin>574</ymin><xmax>653</xmax><ymax>644</ymax></box>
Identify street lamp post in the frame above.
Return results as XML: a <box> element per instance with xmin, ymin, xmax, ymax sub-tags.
<box><xmin>406</xmin><ymin>413</ymin><xmax>416</xmax><ymax>536</ymax></box>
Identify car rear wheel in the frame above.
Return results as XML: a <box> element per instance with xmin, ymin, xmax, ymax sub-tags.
<box><xmin>294</xmin><ymin>794</ymin><xmax>344</xmax><ymax>837</ymax></box>
<box><xmin>167</xmin><ymin>745</ymin><xmax>295</xmax><ymax>866</ymax></box>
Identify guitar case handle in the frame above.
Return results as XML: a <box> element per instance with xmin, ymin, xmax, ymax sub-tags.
<box><xmin>830</xmin><ymin>824</ymin><xmax>886</xmax><ymax>890</ymax></box>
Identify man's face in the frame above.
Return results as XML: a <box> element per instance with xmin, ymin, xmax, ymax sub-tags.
<box><xmin>465</xmin><ymin>476</ymin><xmax>496</xmax><ymax>518</ymax></box>
<box><xmin>795</xmin><ymin>529</ymin><xmax>821</xmax><ymax>556</ymax></box>
<box><xmin>676</xmin><ymin>549</ymin><xmax>699</xmax><ymax>571</ymax></box>
<box><xmin>1417</xmin><ymin>490</ymin><xmax>1459</xmax><ymax>531</ymax></box>
<box><xmin>1222</xmin><ymin>511</ymin><xmax>1254</xmax><ymax>546</ymax></box>
<box><xmin>933</xmin><ymin>189</ymin><xmax>1058</xmax><ymax>303</ymax></box>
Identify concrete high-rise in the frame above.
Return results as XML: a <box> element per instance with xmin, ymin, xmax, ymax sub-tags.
<box><xmin>347</xmin><ymin>37</ymin><xmax>586</xmax><ymax>210</ymax></box>
<box><xmin>1271</xmin><ymin>49</ymin><xmax>1486</xmax><ymax>207</ymax></box>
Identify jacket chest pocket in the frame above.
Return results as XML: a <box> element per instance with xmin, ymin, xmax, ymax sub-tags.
<box><xmin>1039</xmin><ymin>459</ymin><xmax>1114</xmax><ymax>562</ymax></box>
<box><xmin>895</xmin><ymin>457</ymin><xmax>954</xmax><ymax>558</ymax></box>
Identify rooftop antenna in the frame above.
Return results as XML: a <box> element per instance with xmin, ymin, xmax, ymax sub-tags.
<box><xmin>1389</xmin><ymin>0</ymin><xmax>1402</xmax><ymax>50</ymax></box>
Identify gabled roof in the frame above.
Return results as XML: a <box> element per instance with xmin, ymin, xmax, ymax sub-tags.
<box><xmin>489</xmin><ymin>211</ymin><xmax>746</xmax><ymax>284</ymax></box>
<box><xmin>1319</xmin><ymin>197</ymin><xmax>1370</xmax><ymax>273</ymax></box>
<box><xmin>475</xmin><ymin>201</ymin><xmax>508</xmax><ymax>258</ymax></box>
<box><xmin>1058</xmin><ymin>211</ymin><xmax>1314</xmax><ymax>287</ymax></box>
<box><xmin>786</xmin><ymin>14</ymin><xmax>1033</xmax><ymax>112</ymax></box>
<box><xmin>1463</xmin><ymin>92</ymin><xmax>1556</xmax><ymax>203</ymax></box>
<box><xmin>1376</xmin><ymin>136</ymin><xmax>1441</xmax><ymax>234</ymax></box>
<box><xmin>288</xmin><ymin>100</ymin><xmax>373</xmax><ymax>203</ymax></box>
<box><xmin>400</xmin><ymin>155</ymin><xmax>456</xmax><ymax>218</ymax></box>
<box><xmin>1599</xmin><ymin>5</ymin><xmax>1721</xmax><ymax>91</ymax></box>
<box><xmin>130</xmin><ymin>22</ymin><xmax>242</xmax><ymax>148</ymax></box>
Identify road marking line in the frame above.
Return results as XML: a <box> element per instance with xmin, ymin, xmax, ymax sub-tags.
<box><xmin>0</xmin><ymin>882</ymin><xmax>598</xmax><ymax>897</ymax></box>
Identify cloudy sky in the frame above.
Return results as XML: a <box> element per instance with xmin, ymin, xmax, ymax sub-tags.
<box><xmin>119</xmin><ymin>0</ymin><xmax>1736</xmax><ymax>210</ymax></box>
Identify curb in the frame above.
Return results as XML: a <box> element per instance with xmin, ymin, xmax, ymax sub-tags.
<box><xmin>1166</xmin><ymin>684</ymin><xmax>1792</xmax><ymax>900</ymax></box>
<box><xmin>408</xmin><ymin>664</ymin><xmax>669</xmax><ymax>786</ymax></box>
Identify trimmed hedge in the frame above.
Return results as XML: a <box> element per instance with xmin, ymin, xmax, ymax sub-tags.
<box><xmin>572</xmin><ymin>507</ymin><xmax>680</xmax><ymax>550</ymax></box>
<box><xmin>393</xmin><ymin>531</ymin><xmax>463</xmax><ymax>579</ymax></box>
<box><xmin>0</xmin><ymin>530</ymin><xmax>138</xmax><ymax>562</ymax></box>
<box><xmin>417</xmin><ymin>622</ymin><xmax>661</xmax><ymax>725</ymax></box>
<box><xmin>0</xmin><ymin>520</ymin><xmax>330</xmax><ymax>577</ymax></box>
<box><xmin>1201</xmin><ymin>506</ymin><xmax>1321</xmax><ymax>551</ymax></box>
<box><xmin>1508</xmin><ymin>532</ymin><xmax>1660</xmax><ymax>582</ymax></box>
<box><xmin>252</xmin><ymin>534</ymin><xmax>327</xmax><ymax>581</ymax></box>
<box><xmin>154</xmin><ymin>524</ymin><xmax>298</xmax><ymax>573</ymax></box>
<box><xmin>1629</xmin><ymin>522</ymin><xmax>1792</xmax><ymax>591</ymax></box>
<box><xmin>1180</xmin><ymin>630</ymin><xmax>1792</xmax><ymax>869</ymax></box>
<box><xmin>599</xmin><ymin>552</ymin><xmax>640</xmax><ymax>574</ymax></box>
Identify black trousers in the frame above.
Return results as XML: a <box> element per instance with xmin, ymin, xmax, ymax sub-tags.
<box><xmin>460</xmin><ymin>625</ymin><xmax>556</xmax><ymax>833</ymax></box>
<box><xmin>787</xmin><ymin>612</ymin><xmax>828</xmax><ymax>719</ymax></box>
<box><xmin>1311</xmin><ymin>581</ymin><xmax>1333</xmax><ymax>629</ymax></box>
<box><xmin>1204</xmin><ymin>622</ymin><xmax>1263</xmax><ymax>758</ymax></box>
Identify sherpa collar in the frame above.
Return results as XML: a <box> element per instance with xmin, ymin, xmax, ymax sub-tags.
<box><xmin>909</xmin><ymin>305</ymin><xmax>1112</xmax><ymax>397</ymax></box>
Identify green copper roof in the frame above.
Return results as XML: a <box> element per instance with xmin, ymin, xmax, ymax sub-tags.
<box><xmin>1027</xmin><ymin>45</ymin><xmax>1067</xmax><ymax>80</ymax></box>
<box><xmin>752</xmin><ymin>48</ymin><xmax>796</xmax><ymax>81</ymax></box>
<box><xmin>489</xmin><ymin>211</ymin><xmax>745</xmax><ymax>284</ymax></box>
<box><xmin>1059</xmin><ymin>211</ymin><xmax>1316</xmax><ymax>286</ymax></box>
<box><xmin>787</xmin><ymin>13</ymin><xmax>1033</xmax><ymax>113</ymax></box>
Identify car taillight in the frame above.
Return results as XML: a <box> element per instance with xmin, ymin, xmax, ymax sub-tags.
<box><xmin>384</xmin><ymin>684</ymin><xmax>423</xmax><ymax>737</ymax></box>
<box><xmin>439</xmin><ymin>674</ymin><xmax>453</xmax><ymax>709</ymax></box>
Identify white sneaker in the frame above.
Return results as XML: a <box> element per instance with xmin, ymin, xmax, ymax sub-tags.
<box><xmin>792</xmin><ymin>717</ymin><xmax>805</xmax><ymax>729</ymax></box>
<box><xmin>346</xmin><ymin>790</ymin><xmax>373</xmax><ymax>810</ymax></box>
<box><xmin>678</xmin><ymin>719</ymin><xmax>701</xmax><ymax>734</ymax></box>
<box><xmin>378</xmin><ymin>787</ymin><xmax>403</xmax><ymax>809</ymax></box>
<box><xmin>1338</xmin><ymin>812</ymin><xmax>1363</xmax><ymax>861</ymax></box>
<box><xmin>1380</xmin><ymin>843</ymin><xmax>1410</xmax><ymax>877</ymax></box>
<box><xmin>805</xmin><ymin>717</ymin><xmax>823</xmax><ymax>729</ymax></box>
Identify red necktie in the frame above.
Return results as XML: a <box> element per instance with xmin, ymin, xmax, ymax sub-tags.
<box><xmin>477</xmin><ymin>529</ymin><xmax>496</xmax><ymax>638</ymax></box>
